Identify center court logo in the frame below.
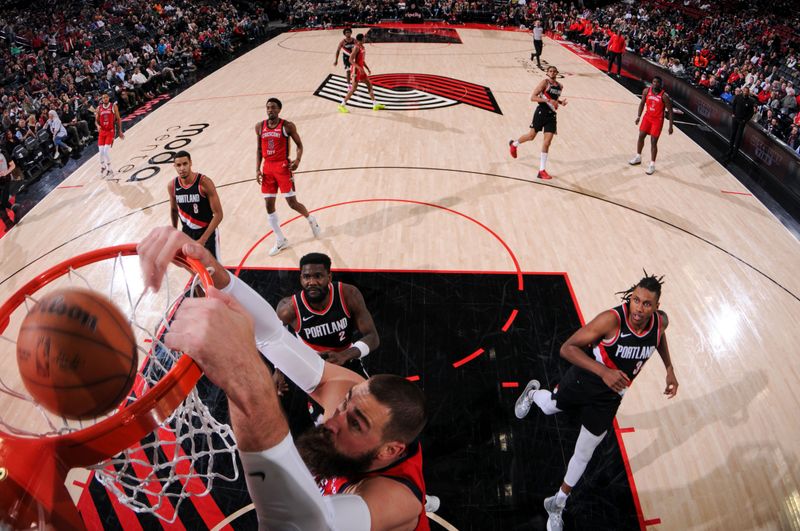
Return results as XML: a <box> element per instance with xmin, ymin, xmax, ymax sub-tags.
<box><xmin>314</xmin><ymin>73</ymin><xmax>502</xmax><ymax>114</ymax></box>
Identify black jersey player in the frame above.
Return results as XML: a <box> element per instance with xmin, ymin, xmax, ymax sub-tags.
<box><xmin>514</xmin><ymin>272</ymin><xmax>679</xmax><ymax>531</ymax></box>
<box><xmin>168</xmin><ymin>150</ymin><xmax>223</xmax><ymax>259</ymax></box>
<box><xmin>509</xmin><ymin>65</ymin><xmax>568</xmax><ymax>180</ymax></box>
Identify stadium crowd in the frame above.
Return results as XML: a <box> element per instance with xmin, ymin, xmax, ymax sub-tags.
<box><xmin>0</xmin><ymin>0</ymin><xmax>270</xmax><ymax>180</ymax></box>
<box><xmin>556</xmin><ymin>0</ymin><xmax>799</xmax><ymax>150</ymax></box>
<box><xmin>279</xmin><ymin>0</ymin><xmax>799</xmax><ymax>150</ymax></box>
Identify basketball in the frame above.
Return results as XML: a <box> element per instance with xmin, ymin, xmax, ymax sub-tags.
<box><xmin>16</xmin><ymin>288</ymin><xmax>138</xmax><ymax>420</ymax></box>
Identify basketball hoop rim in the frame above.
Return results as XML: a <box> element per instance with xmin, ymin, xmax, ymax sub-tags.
<box><xmin>0</xmin><ymin>243</ymin><xmax>211</xmax><ymax>468</ymax></box>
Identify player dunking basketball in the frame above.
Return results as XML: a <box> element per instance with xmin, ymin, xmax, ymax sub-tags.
<box><xmin>338</xmin><ymin>33</ymin><xmax>385</xmax><ymax>113</ymax></box>
<box><xmin>509</xmin><ymin>65</ymin><xmax>567</xmax><ymax>180</ymax></box>
<box><xmin>95</xmin><ymin>92</ymin><xmax>124</xmax><ymax>179</ymax></box>
<box><xmin>139</xmin><ymin>226</ymin><xmax>431</xmax><ymax>531</ymax></box>
<box><xmin>256</xmin><ymin>97</ymin><xmax>321</xmax><ymax>256</ymax></box>
<box><xmin>629</xmin><ymin>76</ymin><xmax>673</xmax><ymax>175</ymax></box>
<box><xmin>334</xmin><ymin>27</ymin><xmax>356</xmax><ymax>85</ymax></box>
<box><xmin>514</xmin><ymin>273</ymin><xmax>679</xmax><ymax>531</ymax></box>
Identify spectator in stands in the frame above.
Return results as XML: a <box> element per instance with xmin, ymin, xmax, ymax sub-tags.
<box><xmin>781</xmin><ymin>92</ymin><xmax>798</xmax><ymax>115</ymax></box>
<box><xmin>787</xmin><ymin>126</ymin><xmax>799</xmax><ymax>150</ymax></box>
<box><xmin>60</xmin><ymin>102</ymin><xmax>90</xmax><ymax>146</ymax></box>
<box><xmin>0</xmin><ymin>147</ymin><xmax>17</xmax><ymax>228</ymax></box>
<box><xmin>720</xmin><ymin>85</ymin><xmax>734</xmax><ymax>103</ymax></box>
<box><xmin>45</xmin><ymin>109</ymin><xmax>71</xmax><ymax>159</ymax></box>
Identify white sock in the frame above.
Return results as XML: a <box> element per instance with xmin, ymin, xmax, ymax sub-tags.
<box><xmin>340</xmin><ymin>97</ymin><xmax>346</xmax><ymax>105</ymax></box>
<box><xmin>533</xmin><ymin>389</ymin><xmax>562</xmax><ymax>415</ymax></box>
<box><xmin>268</xmin><ymin>213</ymin><xmax>286</xmax><ymax>241</ymax></box>
<box><xmin>540</xmin><ymin>152</ymin><xmax>548</xmax><ymax>171</ymax></box>
<box><xmin>307</xmin><ymin>214</ymin><xmax>317</xmax><ymax>225</ymax></box>
<box><xmin>555</xmin><ymin>488</ymin><xmax>569</xmax><ymax>505</ymax></box>
<box><xmin>513</xmin><ymin>140</ymin><xmax>520</xmax><ymax>147</ymax></box>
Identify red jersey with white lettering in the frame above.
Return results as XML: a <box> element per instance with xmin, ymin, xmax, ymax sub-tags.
<box><xmin>642</xmin><ymin>87</ymin><xmax>666</xmax><ymax>121</ymax></box>
<box><xmin>260</xmin><ymin>119</ymin><xmax>289</xmax><ymax>163</ymax></box>
<box><xmin>318</xmin><ymin>441</ymin><xmax>429</xmax><ymax>531</ymax></box>
<box><xmin>97</xmin><ymin>103</ymin><xmax>115</xmax><ymax>132</ymax></box>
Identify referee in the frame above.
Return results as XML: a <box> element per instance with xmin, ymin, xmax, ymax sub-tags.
<box><xmin>532</xmin><ymin>20</ymin><xmax>544</xmax><ymax>69</ymax></box>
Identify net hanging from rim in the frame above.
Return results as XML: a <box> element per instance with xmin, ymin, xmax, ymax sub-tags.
<box><xmin>0</xmin><ymin>244</ymin><xmax>238</xmax><ymax>527</ymax></box>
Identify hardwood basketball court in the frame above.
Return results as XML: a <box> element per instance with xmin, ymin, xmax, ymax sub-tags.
<box><xmin>1</xmin><ymin>26</ymin><xmax>799</xmax><ymax>530</ymax></box>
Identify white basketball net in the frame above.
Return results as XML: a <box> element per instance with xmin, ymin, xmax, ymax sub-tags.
<box><xmin>0</xmin><ymin>251</ymin><xmax>238</xmax><ymax>523</ymax></box>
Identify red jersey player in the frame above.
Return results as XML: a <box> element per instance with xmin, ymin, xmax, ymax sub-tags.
<box><xmin>255</xmin><ymin>97</ymin><xmax>321</xmax><ymax>256</ymax></box>
<box><xmin>338</xmin><ymin>33</ymin><xmax>385</xmax><ymax>113</ymax></box>
<box><xmin>629</xmin><ymin>76</ymin><xmax>674</xmax><ymax>175</ymax></box>
<box><xmin>95</xmin><ymin>92</ymin><xmax>124</xmax><ymax>179</ymax></box>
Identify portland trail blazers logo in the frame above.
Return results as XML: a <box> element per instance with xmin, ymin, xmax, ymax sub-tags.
<box><xmin>314</xmin><ymin>73</ymin><xmax>502</xmax><ymax>114</ymax></box>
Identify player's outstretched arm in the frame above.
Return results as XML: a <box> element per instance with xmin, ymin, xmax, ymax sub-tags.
<box><xmin>198</xmin><ymin>176</ymin><xmax>223</xmax><ymax>246</ymax></box>
<box><xmin>286</xmin><ymin>120</ymin><xmax>303</xmax><ymax>170</ymax></box>
<box><xmin>664</xmin><ymin>93</ymin><xmax>675</xmax><ymax>134</ymax></box>
<box><xmin>656</xmin><ymin>311</ymin><xmax>678</xmax><ymax>398</ymax></box>
<box><xmin>560</xmin><ymin>310</ymin><xmax>630</xmax><ymax>393</ymax></box>
<box><xmin>324</xmin><ymin>284</ymin><xmax>380</xmax><ymax>366</ymax></box>
<box><xmin>635</xmin><ymin>87</ymin><xmax>647</xmax><ymax>124</ymax></box>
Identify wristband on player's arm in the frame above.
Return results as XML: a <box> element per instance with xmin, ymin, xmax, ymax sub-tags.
<box><xmin>353</xmin><ymin>340</ymin><xmax>370</xmax><ymax>359</ymax></box>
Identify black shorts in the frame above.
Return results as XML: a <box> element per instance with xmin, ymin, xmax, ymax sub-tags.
<box><xmin>181</xmin><ymin>226</ymin><xmax>218</xmax><ymax>260</ymax></box>
<box><xmin>530</xmin><ymin>106</ymin><xmax>557</xmax><ymax>134</ymax></box>
<box><xmin>343</xmin><ymin>55</ymin><xmax>351</xmax><ymax>69</ymax></box>
<box><xmin>553</xmin><ymin>366</ymin><xmax>622</xmax><ymax>436</ymax></box>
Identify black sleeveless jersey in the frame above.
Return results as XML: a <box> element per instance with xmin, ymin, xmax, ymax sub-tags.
<box><xmin>342</xmin><ymin>39</ymin><xmax>355</xmax><ymax>65</ymax></box>
<box><xmin>174</xmin><ymin>174</ymin><xmax>213</xmax><ymax>230</ymax></box>
<box><xmin>538</xmin><ymin>79</ymin><xmax>563</xmax><ymax>112</ymax></box>
<box><xmin>293</xmin><ymin>281</ymin><xmax>358</xmax><ymax>352</ymax></box>
<box><xmin>592</xmin><ymin>304</ymin><xmax>663</xmax><ymax>390</ymax></box>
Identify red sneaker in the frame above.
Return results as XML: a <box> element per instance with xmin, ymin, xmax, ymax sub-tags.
<box><xmin>509</xmin><ymin>140</ymin><xmax>518</xmax><ymax>158</ymax></box>
<box><xmin>537</xmin><ymin>170</ymin><xmax>552</xmax><ymax>180</ymax></box>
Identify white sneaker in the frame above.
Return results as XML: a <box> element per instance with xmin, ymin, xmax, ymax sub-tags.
<box><xmin>544</xmin><ymin>495</ymin><xmax>565</xmax><ymax>531</ymax></box>
<box><xmin>424</xmin><ymin>495</ymin><xmax>440</xmax><ymax>513</ymax></box>
<box><xmin>628</xmin><ymin>154</ymin><xmax>642</xmax><ymax>165</ymax></box>
<box><xmin>269</xmin><ymin>238</ymin><xmax>289</xmax><ymax>256</ymax></box>
<box><xmin>646</xmin><ymin>162</ymin><xmax>656</xmax><ymax>175</ymax></box>
<box><xmin>308</xmin><ymin>215</ymin><xmax>322</xmax><ymax>238</ymax></box>
<box><xmin>514</xmin><ymin>379</ymin><xmax>540</xmax><ymax>419</ymax></box>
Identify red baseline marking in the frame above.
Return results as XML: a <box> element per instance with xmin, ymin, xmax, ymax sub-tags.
<box><xmin>720</xmin><ymin>190</ymin><xmax>753</xmax><ymax>196</ymax></box>
<box><xmin>406</xmin><ymin>375</ymin><xmax>420</xmax><ymax>382</ymax></box>
<box><xmin>501</xmin><ymin>381</ymin><xmax>519</xmax><ymax>388</ymax></box>
<box><xmin>57</xmin><ymin>185</ymin><xmax>84</xmax><ymax>189</ymax></box>
<box><xmin>233</xmin><ymin>265</ymin><xmax>558</xmax><ymax>276</ymax></box>
<box><xmin>76</xmin><ymin>479</ymin><xmax>105</xmax><ymax>529</ymax></box>
<box><xmin>452</xmin><ymin>348</ymin><xmax>485</xmax><ymax>368</ymax></box>
<box><xmin>234</xmin><ymin>198</ymin><xmax>523</xmax><ymax>291</ymax></box>
<box><xmin>613</xmin><ymin>420</ymin><xmax>648</xmax><ymax>530</ymax></box>
<box><xmin>618</xmin><ymin>427</ymin><xmax>636</xmax><ymax>433</ymax></box>
<box><xmin>644</xmin><ymin>518</ymin><xmax>662</xmax><ymax>526</ymax></box>
<box><xmin>501</xmin><ymin>309</ymin><xmax>518</xmax><ymax>332</ymax></box>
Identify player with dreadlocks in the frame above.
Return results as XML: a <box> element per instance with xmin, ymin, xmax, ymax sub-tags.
<box><xmin>514</xmin><ymin>272</ymin><xmax>678</xmax><ymax>531</ymax></box>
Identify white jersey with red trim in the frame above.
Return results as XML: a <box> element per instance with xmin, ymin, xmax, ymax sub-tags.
<box><xmin>592</xmin><ymin>304</ymin><xmax>662</xmax><ymax>393</ymax></box>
